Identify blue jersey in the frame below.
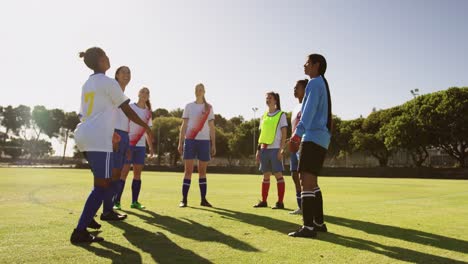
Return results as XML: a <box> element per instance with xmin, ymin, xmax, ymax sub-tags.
<box><xmin>294</xmin><ymin>76</ymin><xmax>331</xmax><ymax>149</ymax></box>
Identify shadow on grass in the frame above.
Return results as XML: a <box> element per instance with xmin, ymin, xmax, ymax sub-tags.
<box><xmin>195</xmin><ymin>208</ymin><xmax>467</xmax><ymax>263</ymax></box>
<box><xmin>193</xmin><ymin>207</ymin><xmax>298</xmax><ymax>234</ymax></box>
<box><xmin>326</xmin><ymin>215</ymin><xmax>468</xmax><ymax>255</ymax></box>
<box><xmin>76</xmin><ymin>240</ymin><xmax>142</xmax><ymax>264</ymax></box>
<box><xmin>109</xmin><ymin>220</ymin><xmax>212</xmax><ymax>263</ymax></box>
<box><xmin>124</xmin><ymin>210</ymin><xmax>259</xmax><ymax>252</ymax></box>
<box><xmin>319</xmin><ymin>232</ymin><xmax>467</xmax><ymax>264</ymax></box>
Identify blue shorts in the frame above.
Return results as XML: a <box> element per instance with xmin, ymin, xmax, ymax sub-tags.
<box><xmin>290</xmin><ymin>152</ymin><xmax>299</xmax><ymax>172</ymax></box>
<box><xmin>183</xmin><ymin>139</ymin><xmax>211</xmax><ymax>162</ymax></box>
<box><xmin>84</xmin><ymin>151</ymin><xmax>113</xmax><ymax>179</ymax></box>
<box><xmin>113</xmin><ymin>129</ymin><xmax>129</xmax><ymax>169</ymax></box>
<box><xmin>125</xmin><ymin>146</ymin><xmax>146</xmax><ymax>165</ymax></box>
<box><xmin>259</xmin><ymin>148</ymin><xmax>284</xmax><ymax>173</ymax></box>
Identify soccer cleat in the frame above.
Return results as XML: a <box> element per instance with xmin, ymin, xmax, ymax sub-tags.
<box><xmin>200</xmin><ymin>199</ymin><xmax>212</xmax><ymax>207</ymax></box>
<box><xmin>288</xmin><ymin>226</ymin><xmax>317</xmax><ymax>238</ymax></box>
<box><xmin>272</xmin><ymin>202</ymin><xmax>285</xmax><ymax>209</ymax></box>
<box><xmin>70</xmin><ymin>229</ymin><xmax>104</xmax><ymax>244</ymax></box>
<box><xmin>289</xmin><ymin>208</ymin><xmax>303</xmax><ymax>215</ymax></box>
<box><xmin>100</xmin><ymin>211</ymin><xmax>127</xmax><ymax>221</ymax></box>
<box><xmin>113</xmin><ymin>202</ymin><xmax>121</xmax><ymax>210</ymax></box>
<box><xmin>87</xmin><ymin>218</ymin><xmax>101</xmax><ymax>229</ymax></box>
<box><xmin>130</xmin><ymin>201</ymin><xmax>146</xmax><ymax>209</ymax></box>
<box><xmin>179</xmin><ymin>201</ymin><xmax>188</xmax><ymax>208</ymax></box>
<box><xmin>253</xmin><ymin>201</ymin><xmax>268</xmax><ymax>208</ymax></box>
<box><xmin>313</xmin><ymin>222</ymin><xmax>328</xmax><ymax>232</ymax></box>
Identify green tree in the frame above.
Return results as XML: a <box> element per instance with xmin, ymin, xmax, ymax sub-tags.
<box><xmin>215</xmin><ymin>114</ymin><xmax>228</xmax><ymax>131</ymax></box>
<box><xmin>215</xmin><ymin>128</ymin><xmax>230</xmax><ymax>158</ymax></box>
<box><xmin>352</xmin><ymin>107</ymin><xmax>402</xmax><ymax>166</ymax></box>
<box><xmin>419</xmin><ymin>87</ymin><xmax>468</xmax><ymax>167</ymax></box>
<box><xmin>23</xmin><ymin>139</ymin><xmax>53</xmax><ymax>158</ymax></box>
<box><xmin>1</xmin><ymin>105</ymin><xmax>31</xmax><ymax>137</ymax></box>
<box><xmin>228</xmin><ymin>119</ymin><xmax>257</xmax><ymax>159</ymax></box>
<box><xmin>60</xmin><ymin>111</ymin><xmax>80</xmax><ymax>164</ymax></box>
<box><xmin>31</xmin><ymin>106</ymin><xmax>64</xmax><ymax>140</ymax></box>
<box><xmin>152</xmin><ymin>117</ymin><xmax>182</xmax><ymax>165</ymax></box>
<box><xmin>3</xmin><ymin>138</ymin><xmax>24</xmax><ymax>160</ymax></box>
<box><xmin>383</xmin><ymin>99</ymin><xmax>431</xmax><ymax>167</ymax></box>
<box><xmin>170</xmin><ymin>108</ymin><xmax>184</xmax><ymax>118</ymax></box>
<box><xmin>153</xmin><ymin>108</ymin><xmax>170</xmax><ymax>117</ymax></box>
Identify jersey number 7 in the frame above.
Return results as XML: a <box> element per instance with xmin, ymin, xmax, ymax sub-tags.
<box><xmin>84</xmin><ymin>92</ymin><xmax>95</xmax><ymax>118</ymax></box>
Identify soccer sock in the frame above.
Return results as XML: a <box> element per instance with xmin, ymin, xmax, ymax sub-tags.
<box><xmin>199</xmin><ymin>178</ymin><xmax>207</xmax><ymax>200</ymax></box>
<box><xmin>276</xmin><ymin>177</ymin><xmax>285</xmax><ymax>203</ymax></box>
<box><xmin>132</xmin><ymin>179</ymin><xmax>142</xmax><ymax>203</ymax></box>
<box><xmin>261</xmin><ymin>179</ymin><xmax>270</xmax><ymax>202</ymax></box>
<box><xmin>296</xmin><ymin>191</ymin><xmax>302</xmax><ymax>209</ymax></box>
<box><xmin>182</xmin><ymin>179</ymin><xmax>191</xmax><ymax>202</ymax></box>
<box><xmin>313</xmin><ymin>187</ymin><xmax>324</xmax><ymax>225</ymax></box>
<box><xmin>76</xmin><ymin>186</ymin><xmax>105</xmax><ymax>231</ymax></box>
<box><xmin>301</xmin><ymin>191</ymin><xmax>315</xmax><ymax>228</ymax></box>
<box><xmin>103</xmin><ymin>181</ymin><xmax>117</xmax><ymax>214</ymax></box>
<box><xmin>116</xmin><ymin>179</ymin><xmax>126</xmax><ymax>203</ymax></box>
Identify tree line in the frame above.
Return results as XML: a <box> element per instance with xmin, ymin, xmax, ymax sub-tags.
<box><xmin>0</xmin><ymin>87</ymin><xmax>466</xmax><ymax>167</ymax></box>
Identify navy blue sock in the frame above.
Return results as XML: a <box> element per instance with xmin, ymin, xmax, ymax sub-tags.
<box><xmin>103</xmin><ymin>181</ymin><xmax>117</xmax><ymax>214</ymax></box>
<box><xmin>182</xmin><ymin>179</ymin><xmax>191</xmax><ymax>202</ymax></box>
<box><xmin>199</xmin><ymin>178</ymin><xmax>207</xmax><ymax>200</ymax></box>
<box><xmin>313</xmin><ymin>187</ymin><xmax>324</xmax><ymax>224</ymax></box>
<box><xmin>132</xmin><ymin>179</ymin><xmax>142</xmax><ymax>203</ymax></box>
<box><xmin>296</xmin><ymin>191</ymin><xmax>302</xmax><ymax>209</ymax></box>
<box><xmin>116</xmin><ymin>179</ymin><xmax>126</xmax><ymax>203</ymax></box>
<box><xmin>301</xmin><ymin>191</ymin><xmax>316</xmax><ymax>228</ymax></box>
<box><xmin>76</xmin><ymin>186</ymin><xmax>105</xmax><ymax>231</ymax></box>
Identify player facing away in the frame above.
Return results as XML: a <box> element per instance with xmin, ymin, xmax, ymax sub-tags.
<box><xmin>71</xmin><ymin>47</ymin><xmax>153</xmax><ymax>244</ymax></box>
<box><xmin>253</xmin><ymin>92</ymin><xmax>288</xmax><ymax>209</ymax></box>
<box><xmin>96</xmin><ymin>66</ymin><xmax>132</xmax><ymax>220</ymax></box>
<box><xmin>118</xmin><ymin>87</ymin><xmax>154</xmax><ymax>209</ymax></box>
<box><xmin>289</xmin><ymin>79</ymin><xmax>307</xmax><ymax>215</ymax></box>
<box><xmin>288</xmin><ymin>54</ymin><xmax>332</xmax><ymax>238</ymax></box>
<box><xmin>177</xmin><ymin>83</ymin><xmax>216</xmax><ymax>208</ymax></box>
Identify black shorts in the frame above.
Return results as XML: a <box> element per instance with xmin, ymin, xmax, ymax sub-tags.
<box><xmin>298</xmin><ymin>141</ymin><xmax>327</xmax><ymax>176</ymax></box>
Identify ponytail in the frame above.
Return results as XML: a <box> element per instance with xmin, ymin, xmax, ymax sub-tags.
<box><xmin>322</xmin><ymin>75</ymin><xmax>333</xmax><ymax>132</ymax></box>
<box><xmin>275</xmin><ymin>93</ymin><xmax>281</xmax><ymax>110</ymax></box>
<box><xmin>308</xmin><ymin>53</ymin><xmax>332</xmax><ymax>132</ymax></box>
<box><xmin>202</xmin><ymin>95</ymin><xmax>211</xmax><ymax>113</ymax></box>
<box><xmin>146</xmin><ymin>100</ymin><xmax>152</xmax><ymax>111</ymax></box>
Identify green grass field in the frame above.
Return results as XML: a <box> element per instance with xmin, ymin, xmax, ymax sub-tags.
<box><xmin>0</xmin><ymin>168</ymin><xmax>467</xmax><ymax>263</ymax></box>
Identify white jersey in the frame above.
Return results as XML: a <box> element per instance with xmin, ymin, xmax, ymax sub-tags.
<box><xmin>259</xmin><ymin>110</ymin><xmax>288</xmax><ymax>149</ymax></box>
<box><xmin>291</xmin><ymin>103</ymin><xmax>302</xmax><ymax>133</ymax></box>
<box><xmin>114</xmin><ymin>108</ymin><xmax>129</xmax><ymax>132</ymax></box>
<box><xmin>182</xmin><ymin>102</ymin><xmax>215</xmax><ymax>140</ymax></box>
<box><xmin>74</xmin><ymin>73</ymin><xmax>129</xmax><ymax>152</ymax></box>
<box><xmin>128</xmin><ymin>103</ymin><xmax>153</xmax><ymax>147</ymax></box>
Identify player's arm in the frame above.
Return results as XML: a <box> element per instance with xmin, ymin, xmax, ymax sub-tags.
<box><xmin>278</xmin><ymin>118</ymin><xmax>288</xmax><ymax>160</ymax></box>
<box><xmin>146</xmin><ymin>133</ymin><xmax>154</xmax><ymax>157</ymax></box>
<box><xmin>178</xmin><ymin>119</ymin><xmax>188</xmax><ymax>154</ymax></box>
<box><xmin>208</xmin><ymin>119</ymin><xmax>216</xmax><ymax>156</ymax></box>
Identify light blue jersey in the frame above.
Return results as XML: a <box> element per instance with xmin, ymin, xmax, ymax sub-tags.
<box><xmin>294</xmin><ymin>75</ymin><xmax>331</xmax><ymax>149</ymax></box>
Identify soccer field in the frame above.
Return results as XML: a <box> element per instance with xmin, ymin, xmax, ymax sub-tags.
<box><xmin>0</xmin><ymin>168</ymin><xmax>467</xmax><ymax>263</ymax></box>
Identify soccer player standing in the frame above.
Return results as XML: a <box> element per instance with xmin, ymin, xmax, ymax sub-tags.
<box><xmin>288</xmin><ymin>54</ymin><xmax>332</xmax><ymax>238</ymax></box>
<box><xmin>112</xmin><ymin>66</ymin><xmax>132</xmax><ymax>211</ymax></box>
<box><xmin>289</xmin><ymin>79</ymin><xmax>307</xmax><ymax>215</ymax></box>
<box><xmin>119</xmin><ymin>87</ymin><xmax>154</xmax><ymax>209</ymax></box>
<box><xmin>178</xmin><ymin>83</ymin><xmax>216</xmax><ymax>208</ymax></box>
<box><xmin>71</xmin><ymin>47</ymin><xmax>152</xmax><ymax>243</ymax></box>
<box><xmin>253</xmin><ymin>92</ymin><xmax>288</xmax><ymax>209</ymax></box>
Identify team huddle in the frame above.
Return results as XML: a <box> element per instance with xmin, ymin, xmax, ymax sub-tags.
<box><xmin>70</xmin><ymin>47</ymin><xmax>332</xmax><ymax>243</ymax></box>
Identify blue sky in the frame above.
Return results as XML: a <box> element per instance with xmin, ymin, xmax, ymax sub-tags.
<box><xmin>1</xmin><ymin>0</ymin><xmax>467</xmax><ymax>123</ymax></box>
